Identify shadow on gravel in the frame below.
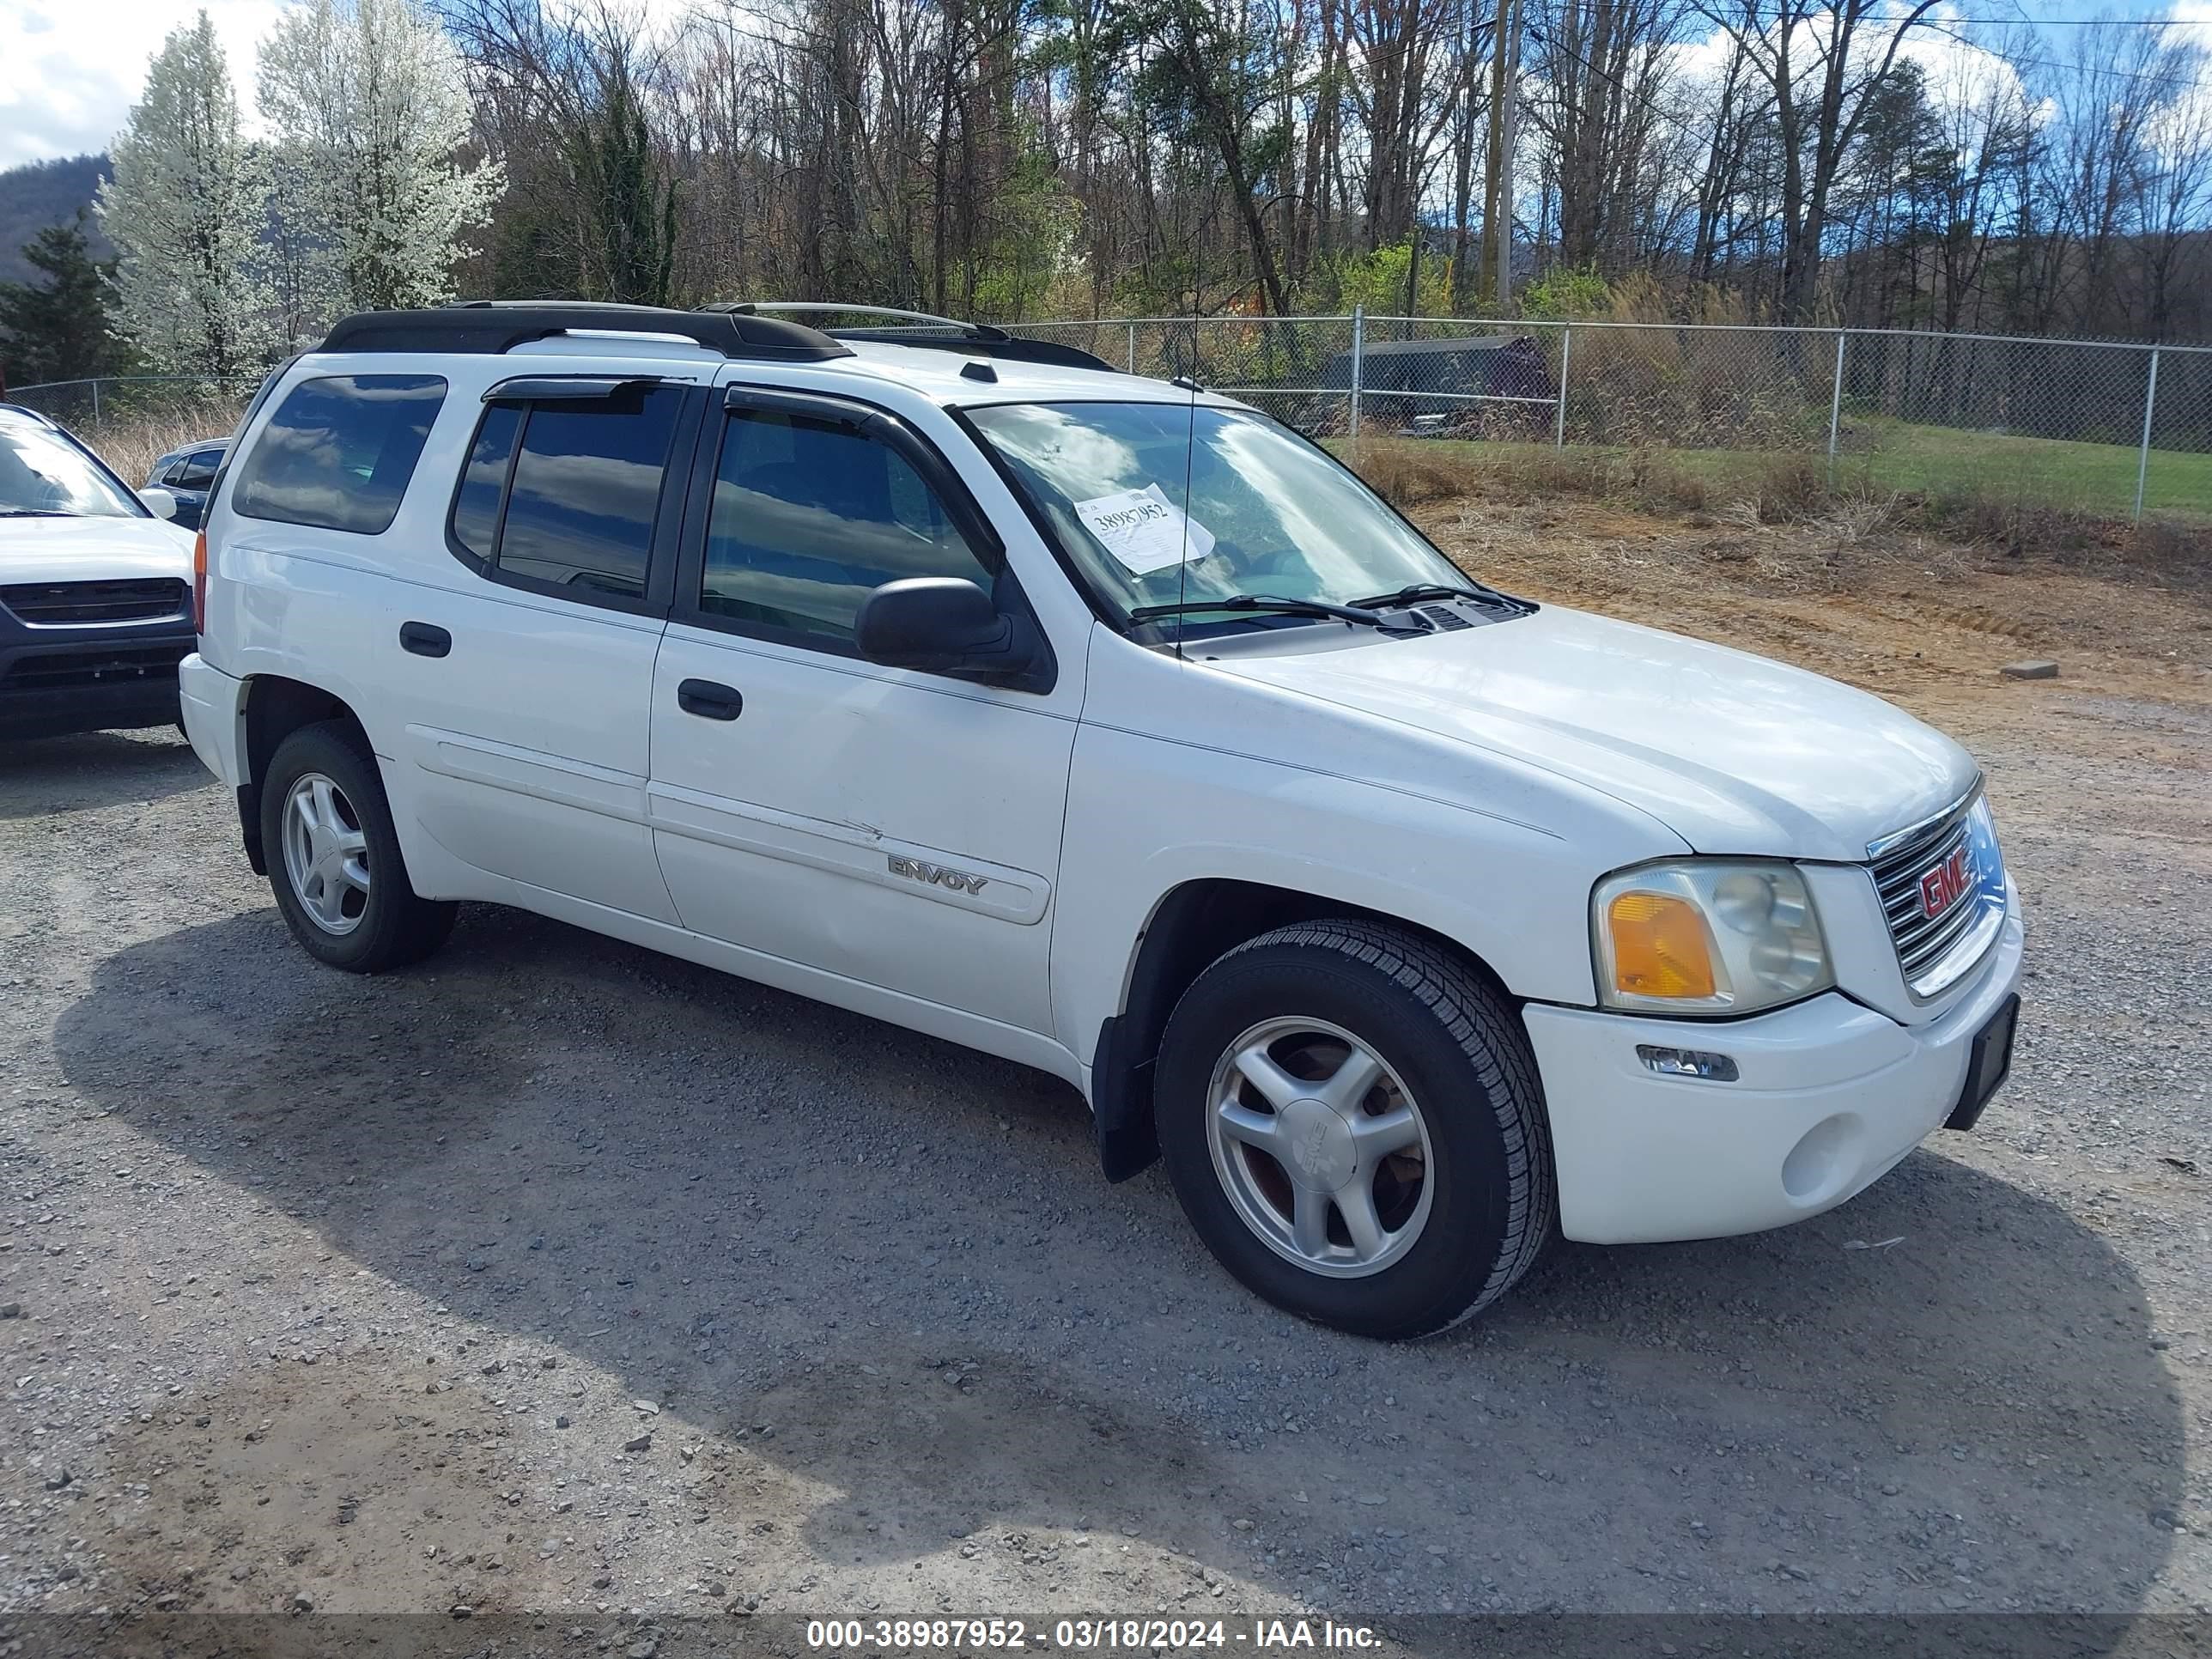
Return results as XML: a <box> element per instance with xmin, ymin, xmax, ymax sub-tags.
<box><xmin>54</xmin><ymin>905</ymin><xmax>2184</xmax><ymax>1622</ymax></box>
<box><xmin>0</xmin><ymin>727</ymin><xmax>209</xmax><ymax>818</ymax></box>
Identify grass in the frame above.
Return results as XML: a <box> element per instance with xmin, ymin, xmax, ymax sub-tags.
<box><xmin>1839</xmin><ymin>417</ymin><xmax>2212</xmax><ymax>519</ymax></box>
<box><xmin>65</xmin><ymin>399</ymin><xmax>247</xmax><ymax>492</ymax></box>
<box><xmin>1338</xmin><ymin>416</ymin><xmax>2212</xmax><ymax>526</ymax></box>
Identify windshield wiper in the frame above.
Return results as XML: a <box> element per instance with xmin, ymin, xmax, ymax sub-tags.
<box><xmin>1352</xmin><ymin>580</ymin><xmax>1533</xmax><ymax>614</ymax></box>
<box><xmin>1128</xmin><ymin>593</ymin><xmax>1425</xmax><ymax>634</ymax></box>
<box><xmin>0</xmin><ymin>507</ymin><xmax>73</xmax><ymax>519</ymax></box>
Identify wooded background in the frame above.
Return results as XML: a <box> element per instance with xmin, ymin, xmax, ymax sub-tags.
<box><xmin>1</xmin><ymin>0</ymin><xmax>2209</xmax><ymax>396</ymax></box>
<box><xmin>437</xmin><ymin>0</ymin><xmax>2212</xmax><ymax>342</ymax></box>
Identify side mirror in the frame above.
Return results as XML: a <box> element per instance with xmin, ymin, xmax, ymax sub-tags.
<box><xmin>854</xmin><ymin>578</ymin><xmax>1050</xmax><ymax>690</ymax></box>
<box><xmin>137</xmin><ymin>487</ymin><xmax>179</xmax><ymax>520</ymax></box>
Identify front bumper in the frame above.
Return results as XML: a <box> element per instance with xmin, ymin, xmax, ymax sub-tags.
<box><xmin>1523</xmin><ymin>895</ymin><xmax>2025</xmax><ymax>1244</ymax></box>
<box><xmin>0</xmin><ymin>612</ymin><xmax>193</xmax><ymax>742</ymax></box>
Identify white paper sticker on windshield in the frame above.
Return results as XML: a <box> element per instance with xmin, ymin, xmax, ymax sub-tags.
<box><xmin>1073</xmin><ymin>483</ymin><xmax>1216</xmax><ymax>574</ymax></box>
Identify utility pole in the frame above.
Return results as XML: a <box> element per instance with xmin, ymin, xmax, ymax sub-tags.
<box><xmin>1478</xmin><ymin>0</ymin><xmax>1521</xmax><ymax>312</ymax></box>
<box><xmin>1496</xmin><ymin>0</ymin><xmax>1520</xmax><ymax>311</ymax></box>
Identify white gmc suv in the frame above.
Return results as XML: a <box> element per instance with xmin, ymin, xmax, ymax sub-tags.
<box><xmin>179</xmin><ymin>301</ymin><xmax>2023</xmax><ymax>1338</ymax></box>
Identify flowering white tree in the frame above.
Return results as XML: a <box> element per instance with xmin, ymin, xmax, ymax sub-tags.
<box><xmin>258</xmin><ymin>0</ymin><xmax>504</xmax><ymax>315</ymax></box>
<box><xmin>96</xmin><ymin>13</ymin><xmax>270</xmax><ymax>375</ymax></box>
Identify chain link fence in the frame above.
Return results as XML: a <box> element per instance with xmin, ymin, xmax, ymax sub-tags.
<box><xmin>1014</xmin><ymin>314</ymin><xmax>2212</xmax><ymax>526</ymax></box>
<box><xmin>11</xmin><ymin>330</ymin><xmax>2208</xmax><ymax>526</ymax></box>
<box><xmin>6</xmin><ymin>374</ymin><xmax>260</xmax><ymax>486</ymax></box>
<box><xmin>8</xmin><ymin>374</ymin><xmax>259</xmax><ymax>431</ymax></box>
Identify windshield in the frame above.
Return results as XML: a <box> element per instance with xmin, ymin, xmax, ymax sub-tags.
<box><xmin>0</xmin><ymin>420</ymin><xmax>142</xmax><ymax>519</ymax></box>
<box><xmin>967</xmin><ymin>401</ymin><xmax>1468</xmax><ymax>629</ymax></box>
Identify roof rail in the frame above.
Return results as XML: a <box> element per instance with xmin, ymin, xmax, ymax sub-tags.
<box><xmin>711</xmin><ymin>301</ymin><xmax>1006</xmax><ymax>338</ymax></box>
<box><xmin>318</xmin><ymin>301</ymin><xmax>854</xmax><ymax>362</ymax></box>
<box><xmin>831</xmin><ymin>330</ymin><xmax>1117</xmax><ymax>373</ymax></box>
<box><xmin>716</xmin><ymin>301</ymin><xmax>1117</xmax><ymax>374</ymax></box>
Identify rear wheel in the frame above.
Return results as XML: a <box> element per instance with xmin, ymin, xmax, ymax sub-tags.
<box><xmin>1154</xmin><ymin>920</ymin><xmax>1553</xmax><ymax>1339</ymax></box>
<box><xmin>260</xmin><ymin>720</ymin><xmax>455</xmax><ymax>972</ymax></box>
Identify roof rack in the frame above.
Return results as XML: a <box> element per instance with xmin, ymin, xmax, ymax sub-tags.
<box><xmin>711</xmin><ymin>301</ymin><xmax>1002</xmax><ymax>337</ymax></box>
<box><xmin>716</xmin><ymin>301</ymin><xmax>1116</xmax><ymax>374</ymax></box>
<box><xmin>319</xmin><ymin>301</ymin><xmax>854</xmax><ymax>362</ymax></box>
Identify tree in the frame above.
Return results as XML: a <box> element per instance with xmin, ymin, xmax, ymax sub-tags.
<box><xmin>1528</xmin><ymin>0</ymin><xmax>1678</xmax><ymax>270</ymax></box>
<box><xmin>258</xmin><ymin>0</ymin><xmax>504</xmax><ymax>315</ymax></box>
<box><xmin>566</xmin><ymin>30</ymin><xmax>680</xmax><ymax>307</ymax></box>
<box><xmin>1112</xmin><ymin>0</ymin><xmax>1297</xmax><ymax>316</ymax></box>
<box><xmin>1695</xmin><ymin>0</ymin><xmax>1942</xmax><ymax>319</ymax></box>
<box><xmin>422</xmin><ymin>0</ymin><xmax>2209</xmax><ymax>337</ymax></box>
<box><xmin>0</xmin><ymin>216</ymin><xmax>132</xmax><ymax>386</ymax></box>
<box><xmin>95</xmin><ymin>12</ymin><xmax>268</xmax><ymax>376</ymax></box>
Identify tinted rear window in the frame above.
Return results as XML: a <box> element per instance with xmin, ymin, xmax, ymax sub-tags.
<box><xmin>446</xmin><ymin>390</ymin><xmax>681</xmax><ymax>601</ymax></box>
<box><xmin>233</xmin><ymin>374</ymin><xmax>446</xmax><ymax>534</ymax></box>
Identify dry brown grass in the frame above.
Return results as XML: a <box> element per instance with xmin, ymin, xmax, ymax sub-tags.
<box><xmin>90</xmin><ymin>400</ymin><xmax>246</xmax><ymax>488</ymax></box>
<box><xmin>1409</xmin><ymin>486</ymin><xmax>2211</xmax><ymax>731</ymax></box>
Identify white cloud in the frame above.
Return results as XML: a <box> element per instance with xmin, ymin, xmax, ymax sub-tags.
<box><xmin>0</xmin><ymin>0</ymin><xmax>288</xmax><ymax>170</ymax></box>
<box><xmin>1661</xmin><ymin>3</ymin><xmax>2031</xmax><ymax>118</ymax></box>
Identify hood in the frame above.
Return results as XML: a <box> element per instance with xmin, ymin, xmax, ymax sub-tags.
<box><xmin>0</xmin><ymin>514</ymin><xmax>193</xmax><ymax>586</ymax></box>
<box><xmin>1215</xmin><ymin>605</ymin><xmax>1978</xmax><ymax>862</ymax></box>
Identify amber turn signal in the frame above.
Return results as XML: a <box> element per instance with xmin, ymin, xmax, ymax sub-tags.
<box><xmin>1606</xmin><ymin>891</ymin><xmax>1718</xmax><ymax>1000</ymax></box>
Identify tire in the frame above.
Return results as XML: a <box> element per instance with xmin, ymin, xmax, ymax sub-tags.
<box><xmin>260</xmin><ymin>720</ymin><xmax>457</xmax><ymax>973</ymax></box>
<box><xmin>1153</xmin><ymin>919</ymin><xmax>1553</xmax><ymax>1339</ymax></box>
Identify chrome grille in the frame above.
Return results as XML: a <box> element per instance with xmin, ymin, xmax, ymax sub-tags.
<box><xmin>1868</xmin><ymin>793</ymin><xmax>2001</xmax><ymax>993</ymax></box>
<box><xmin>1</xmin><ymin>578</ymin><xmax>189</xmax><ymax>626</ymax></box>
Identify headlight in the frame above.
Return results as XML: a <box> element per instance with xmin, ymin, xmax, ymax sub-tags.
<box><xmin>1592</xmin><ymin>860</ymin><xmax>1833</xmax><ymax>1016</ymax></box>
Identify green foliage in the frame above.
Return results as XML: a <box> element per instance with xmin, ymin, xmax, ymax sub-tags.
<box><xmin>1328</xmin><ymin>240</ymin><xmax>1455</xmax><ymax>317</ymax></box>
<box><xmin>1518</xmin><ymin>263</ymin><xmax>1613</xmax><ymax>320</ymax></box>
<box><xmin>962</xmin><ymin>138</ymin><xmax>1082</xmax><ymax>322</ymax></box>
<box><xmin>568</xmin><ymin>46</ymin><xmax>678</xmax><ymax>307</ymax></box>
<box><xmin>0</xmin><ymin>214</ymin><xmax>132</xmax><ymax>387</ymax></box>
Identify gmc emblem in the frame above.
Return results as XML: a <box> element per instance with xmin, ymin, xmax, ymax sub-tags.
<box><xmin>1919</xmin><ymin>845</ymin><xmax>1973</xmax><ymax>920</ymax></box>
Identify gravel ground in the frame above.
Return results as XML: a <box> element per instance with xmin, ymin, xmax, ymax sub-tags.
<box><xmin>0</xmin><ymin>598</ymin><xmax>2206</xmax><ymax>1651</ymax></box>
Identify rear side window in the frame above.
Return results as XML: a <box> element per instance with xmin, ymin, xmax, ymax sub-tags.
<box><xmin>177</xmin><ymin>450</ymin><xmax>222</xmax><ymax>489</ymax></box>
<box><xmin>447</xmin><ymin>390</ymin><xmax>681</xmax><ymax>602</ymax></box>
<box><xmin>232</xmin><ymin>374</ymin><xmax>445</xmax><ymax>534</ymax></box>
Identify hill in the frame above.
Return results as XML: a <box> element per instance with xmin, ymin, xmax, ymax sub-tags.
<box><xmin>0</xmin><ymin>155</ymin><xmax>112</xmax><ymax>286</ymax></box>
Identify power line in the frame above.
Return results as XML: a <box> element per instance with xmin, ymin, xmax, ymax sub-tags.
<box><xmin>1522</xmin><ymin>22</ymin><xmax>1717</xmax><ymax>150</ymax></box>
<box><xmin>1922</xmin><ymin>19</ymin><xmax>2207</xmax><ymax>86</ymax></box>
<box><xmin>1710</xmin><ymin>0</ymin><xmax>2203</xmax><ymax>29</ymax></box>
<box><xmin>1948</xmin><ymin>15</ymin><xmax>2209</xmax><ymax>24</ymax></box>
<box><xmin>1525</xmin><ymin>9</ymin><xmax>2198</xmax><ymax>171</ymax></box>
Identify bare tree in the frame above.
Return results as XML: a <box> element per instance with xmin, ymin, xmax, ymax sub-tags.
<box><xmin>1695</xmin><ymin>0</ymin><xmax>1942</xmax><ymax>319</ymax></box>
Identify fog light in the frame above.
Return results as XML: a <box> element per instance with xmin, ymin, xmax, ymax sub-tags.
<box><xmin>1637</xmin><ymin>1044</ymin><xmax>1740</xmax><ymax>1082</ymax></box>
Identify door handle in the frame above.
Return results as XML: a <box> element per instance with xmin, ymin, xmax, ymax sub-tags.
<box><xmin>399</xmin><ymin>621</ymin><xmax>452</xmax><ymax>658</ymax></box>
<box><xmin>677</xmin><ymin>678</ymin><xmax>744</xmax><ymax>720</ymax></box>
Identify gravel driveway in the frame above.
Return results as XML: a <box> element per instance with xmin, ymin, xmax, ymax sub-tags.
<box><xmin>0</xmin><ymin>662</ymin><xmax>2206</xmax><ymax>1653</ymax></box>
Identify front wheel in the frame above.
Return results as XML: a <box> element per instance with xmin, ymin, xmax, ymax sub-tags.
<box><xmin>1154</xmin><ymin>920</ymin><xmax>1553</xmax><ymax>1339</ymax></box>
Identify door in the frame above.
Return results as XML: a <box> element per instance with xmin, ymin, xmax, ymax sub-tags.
<box><xmin>387</xmin><ymin>379</ymin><xmax>699</xmax><ymax>921</ymax></box>
<box><xmin>647</xmin><ymin>386</ymin><xmax>1078</xmax><ymax>1035</ymax></box>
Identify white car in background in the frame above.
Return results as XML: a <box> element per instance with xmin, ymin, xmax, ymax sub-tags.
<box><xmin>0</xmin><ymin>402</ymin><xmax>197</xmax><ymax>743</ymax></box>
